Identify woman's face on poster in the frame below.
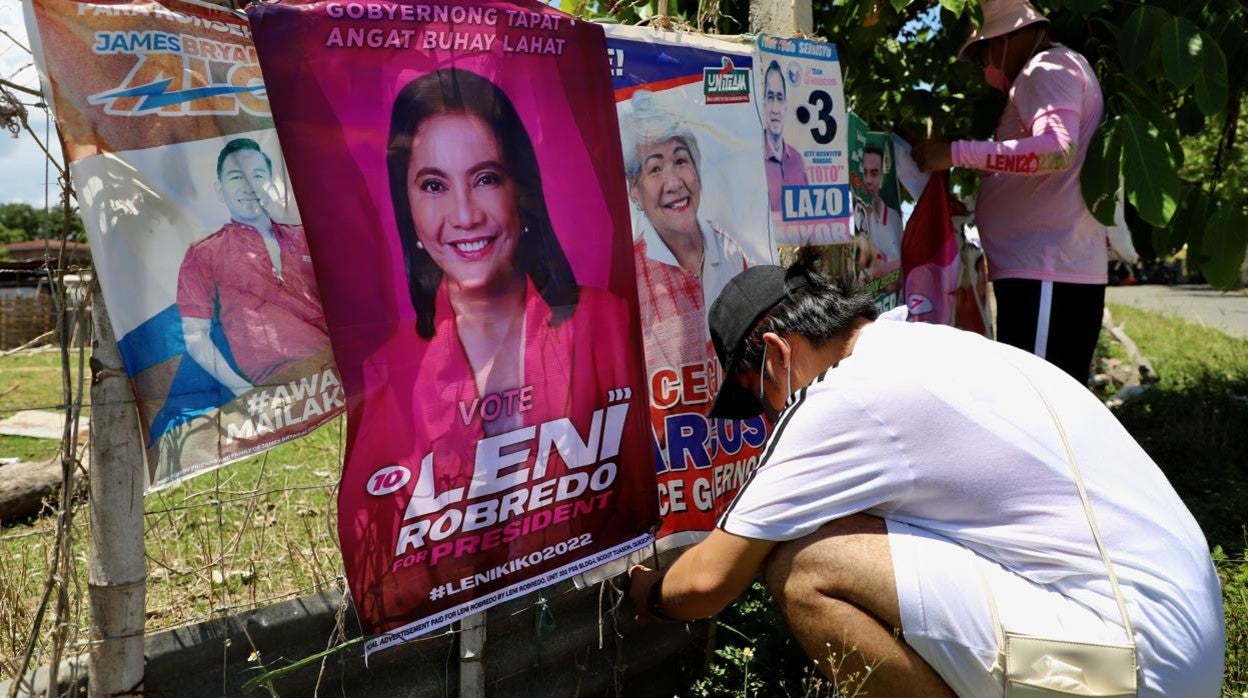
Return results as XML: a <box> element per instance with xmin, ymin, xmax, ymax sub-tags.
<box><xmin>406</xmin><ymin>113</ymin><xmax>522</xmax><ymax>292</ymax></box>
<box><xmin>630</xmin><ymin>137</ymin><xmax>702</xmax><ymax>240</ymax></box>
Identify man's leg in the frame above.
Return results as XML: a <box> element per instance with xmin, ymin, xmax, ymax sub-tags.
<box><xmin>763</xmin><ymin>514</ymin><xmax>955</xmax><ymax>697</ymax></box>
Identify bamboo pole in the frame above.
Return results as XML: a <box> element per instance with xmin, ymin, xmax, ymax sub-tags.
<box><xmin>87</xmin><ymin>291</ymin><xmax>146</xmax><ymax>697</ymax></box>
<box><xmin>459</xmin><ymin>612</ymin><xmax>486</xmax><ymax>698</ymax></box>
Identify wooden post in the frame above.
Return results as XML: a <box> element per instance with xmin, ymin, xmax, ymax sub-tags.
<box><xmin>87</xmin><ymin>291</ymin><xmax>146</xmax><ymax>697</ymax></box>
<box><xmin>459</xmin><ymin>612</ymin><xmax>486</xmax><ymax>698</ymax></box>
<box><xmin>749</xmin><ymin>0</ymin><xmax>812</xmax><ymax>36</ymax></box>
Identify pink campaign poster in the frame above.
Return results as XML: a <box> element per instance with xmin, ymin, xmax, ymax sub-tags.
<box><xmin>247</xmin><ymin>0</ymin><xmax>658</xmax><ymax>655</ymax></box>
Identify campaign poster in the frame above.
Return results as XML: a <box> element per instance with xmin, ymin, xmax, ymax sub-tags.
<box><xmin>247</xmin><ymin>0</ymin><xmax>658</xmax><ymax>655</ymax></box>
<box><xmin>599</xmin><ymin>26</ymin><xmax>773</xmax><ymax>559</ymax></box>
<box><xmin>847</xmin><ymin>115</ymin><xmax>904</xmax><ymax>313</ymax></box>
<box><xmin>757</xmin><ymin>35</ymin><xmax>851</xmax><ymax>246</ymax></box>
<box><xmin>23</xmin><ymin>0</ymin><xmax>342</xmax><ymax>490</ymax></box>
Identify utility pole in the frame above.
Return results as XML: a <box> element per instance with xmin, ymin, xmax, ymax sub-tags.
<box><xmin>87</xmin><ymin>291</ymin><xmax>146</xmax><ymax>697</ymax></box>
<box><xmin>749</xmin><ymin>0</ymin><xmax>813</xmax><ymax>36</ymax></box>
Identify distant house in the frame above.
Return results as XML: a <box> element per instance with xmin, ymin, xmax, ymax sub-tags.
<box><xmin>2</xmin><ymin>239</ymin><xmax>91</xmax><ymax>265</ymax></box>
<box><xmin>0</xmin><ymin>240</ymin><xmax>92</xmax><ymax>348</ymax></box>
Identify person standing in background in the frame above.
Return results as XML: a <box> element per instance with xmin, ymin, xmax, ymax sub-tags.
<box><xmin>913</xmin><ymin>0</ymin><xmax>1106</xmax><ymax>384</ymax></box>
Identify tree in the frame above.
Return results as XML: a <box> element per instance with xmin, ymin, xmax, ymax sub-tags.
<box><xmin>570</xmin><ymin>0</ymin><xmax>1248</xmax><ymax>289</ymax></box>
<box><xmin>0</xmin><ymin>201</ymin><xmax>88</xmax><ymax>244</ymax></box>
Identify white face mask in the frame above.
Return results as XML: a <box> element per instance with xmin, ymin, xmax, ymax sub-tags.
<box><xmin>758</xmin><ymin>340</ymin><xmax>792</xmax><ymax>422</ymax></box>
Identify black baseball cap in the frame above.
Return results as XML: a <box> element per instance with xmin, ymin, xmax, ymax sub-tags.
<box><xmin>707</xmin><ymin>264</ymin><xmax>812</xmax><ymax>419</ymax></box>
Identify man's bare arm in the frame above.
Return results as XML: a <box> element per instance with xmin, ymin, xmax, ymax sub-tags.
<box><xmin>182</xmin><ymin>317</ymin><xmax>252</xmax><ymax>397</ymax></box>
<box><xmin>628</xmin><ymin>529</ymin><xmax>777</xmax><ymax>622</ymax></box>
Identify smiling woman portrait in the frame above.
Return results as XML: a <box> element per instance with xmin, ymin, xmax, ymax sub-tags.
<box><xmin>385</xmin><ymin>68</ymin><xmax>634</xmax><ymax>438</ymax></box>
<box><xmin>618</xmin><ymin>90</ymin><xmax>751</xmax><ymax>381</ymax></box>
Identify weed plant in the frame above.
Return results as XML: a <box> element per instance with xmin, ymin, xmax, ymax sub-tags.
<box><xmin>0</xmin><ymin>343</ymin><xmax>344</xmax><ymax>680</ymax></box>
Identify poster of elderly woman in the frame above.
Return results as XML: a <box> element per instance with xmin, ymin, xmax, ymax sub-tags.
<box><xmin>248</xmin><ymin>0</ymin><xmax>657</xmax><ymax>655</ymax></box>
<box><xmin>604</xmin><ymin>26</ymin><xmax>776</xmax><ymax>558</ymax></box>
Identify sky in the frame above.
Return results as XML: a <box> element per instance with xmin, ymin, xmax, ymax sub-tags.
<box><xmin>0</xmin><ymin>0</ymin><xmax>65</xmax><ymax>207</ymax></box>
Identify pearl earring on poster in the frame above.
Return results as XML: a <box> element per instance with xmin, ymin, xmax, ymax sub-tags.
<box><xmin>416</xmin><ymin>240</ymin><xmax>424</xmax><ymax>250</ymax></box>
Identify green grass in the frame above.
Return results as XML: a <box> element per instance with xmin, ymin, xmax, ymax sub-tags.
<box><xmin>0</xmin><ymin>345</ymin><xmax>345</xmax><ymax>680</ymax></box>
<box><xmin>1100</xmin><ymin>304</ymin><xmax>1248</xmax><ymax>695</ymax></box>
<box><xmin>0</xmin><ymin>350</ymin><xmax>75</xmax><ymax>464</ymax></box>
<box><xmin>1101</xmin><ymin>304</ymin><xmax>1248</xmax><ymax>557</ymax></box>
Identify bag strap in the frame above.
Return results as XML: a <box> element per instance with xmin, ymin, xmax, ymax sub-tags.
<box><xmin>977</xmin><ymin>561</ymin><xmax>1008</xmax><ymax>672</ymax></box>
<box><xmin>1018</xmin><ymin>369</ymin><xmax>1136</xmax><ymax>644</ymax></box>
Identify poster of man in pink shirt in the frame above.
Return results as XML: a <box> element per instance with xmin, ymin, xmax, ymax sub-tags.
<box><xmin>758</xmin><ymin>35</ymin><xmax>852</xmax><ymax>246</ymax></box>
<box><xmin>762</xmin><ymin>59</ymin><xmax>809</xmax><ymax>214</ymax></box>
<box><xmin>23</xmin><ymin>0</ymin><xmax>343</xmax><ymax>491</ymax></box>
<box><xmin>177</xmin><ymin>138</ymin><xmax>331</xmax><ymax>397</ymax></box>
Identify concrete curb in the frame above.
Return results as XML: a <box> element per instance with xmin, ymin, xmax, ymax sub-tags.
<box><xmin>3</xmin><ymin>582</ymin><xmax>705</xmax><ymax>696</ymax></box>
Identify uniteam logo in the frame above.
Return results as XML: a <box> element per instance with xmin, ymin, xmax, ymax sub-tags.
<box><xmin>703</xmin><ymin>57</ymin><xmax>750</xmax><ymax>104</ymax></box>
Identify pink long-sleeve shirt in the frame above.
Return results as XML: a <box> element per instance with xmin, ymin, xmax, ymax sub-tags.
<box><xmin>952</xmin><ymin>45</ymin><xmax>1107</xmax><ymax>284</ymax></box>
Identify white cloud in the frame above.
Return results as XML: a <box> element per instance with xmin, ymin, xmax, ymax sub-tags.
<box><xmin>0</xmin><ymin>0</ymin><xmax>66</xmax><ymax>207</ymax></box>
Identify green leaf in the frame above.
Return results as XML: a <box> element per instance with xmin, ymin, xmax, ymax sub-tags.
<box><xmin>1118</xmin><ymin>6</ymin><xmax>1166</xmax><ymax>74</ymax></box>
<box><xmin>1199</xmin><ymin>204</ymin><xmax>1248</xmax><ymax>291</ymax></box>
<box><xmin>1081</xmin><ymin>118</ymin><xmax>1121</xmax><ymax>226</ymax></box>
<box><xmin>890</xmin><ymin>0</ymin><xmax>911</xmax><ymax>11</ymax></box>
<box><xmin>1159</xmin><ymin>186</ymin><xmax>1209</xmax><ymax>256</ymax></box>
<box><xmin>1062</xmin><ymin>0</ymin><xmax>1106</xmax><ymax>17</ymax></box>
<box><xmin>939</xmin><ymin>0</ymin><xmax>967</xmax><ymax>18</ymax></box>
<box><xmin>1174</xmin><ymin>98</ymin><xmax>1205</xmax><ymax>137</ymax></box>
<box><xmin>1159</xmin><ymin>17</ymin><xmax>1203</xmax><ymax>91</ymax></box>
<box><xmin>965</xmin><ymin>1</ymin><xmax>983</xmax><ymax>27</ymax></box>
<box><xmin>1120</xmin><ymin>113</ymin><xmax>1180</xmax><ymax>227</ymax></box>
<box><xmin>1121</xmin><ymin>91</ymin><xmax>1184</xmax><ymax>169</ymax></box>
<box><xmin>1194</xmin><ymin>31</ymin><xmax>1228</xmax><ymax>116</ymax></box>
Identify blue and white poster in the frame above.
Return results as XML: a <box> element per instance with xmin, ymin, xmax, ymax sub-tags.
<box><xmin>757</xmin><ymin>35</ymin><xmax>851</xmax><ymax>245</ymax></box>
<box><xmin>603</xmin><ymin>25</ymin><xmax>775</xmax><ymax>555</ymax></box>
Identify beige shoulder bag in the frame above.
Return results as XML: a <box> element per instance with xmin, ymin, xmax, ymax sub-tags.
<box><xmin>981</xmin><ymin>371</ymin><xmax>1139</xmax><ymax>697</ymax></box>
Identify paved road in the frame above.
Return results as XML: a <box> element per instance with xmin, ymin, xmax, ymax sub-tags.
<box><xmin>1105</xmin><ymin>284</ymin><xmax>1248</xmax><ymax>340</ymax></box>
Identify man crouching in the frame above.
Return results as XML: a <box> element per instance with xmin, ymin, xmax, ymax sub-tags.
<box><xmin>627</xmin><ymin>249</ymin><xmax>1223</xmax><ymax>696</ymax></box>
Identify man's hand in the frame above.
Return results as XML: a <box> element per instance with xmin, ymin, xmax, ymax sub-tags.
<box><xmin>627</xmin><ymin>564</ymin><xmax>670</xmax><ymax>624</ymax></box>
<box><xmin>913</xmin><ymin>139</ymin><xmax>953</xmax><ymax>173</ymax></box>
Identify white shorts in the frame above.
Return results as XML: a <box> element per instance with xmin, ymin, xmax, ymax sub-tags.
<box><xmin>886</xmin><ymin>520</ymin><xmax>1124</xmax><ymax>697</ymax></box>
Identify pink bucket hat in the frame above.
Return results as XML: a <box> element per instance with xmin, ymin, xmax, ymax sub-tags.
<box><xmin>957</xmin><ymin>0</ymin><xmax>1050</xmax><ymax>62</ymax></box>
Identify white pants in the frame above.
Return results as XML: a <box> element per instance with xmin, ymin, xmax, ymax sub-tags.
<box><xmin>886</xmin><ymin>520</ymin><xmax>1125</xmax><ymax>697</ymax></box>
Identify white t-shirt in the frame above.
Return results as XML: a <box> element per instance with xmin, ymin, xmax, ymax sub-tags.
<box><xmin>719</xmin><ymin>319</ymin><xmax>1223</xmax><ymax>693</ymax></box>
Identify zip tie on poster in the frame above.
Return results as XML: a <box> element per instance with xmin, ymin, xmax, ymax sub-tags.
<box><xmin>534</xmin><ymin>596</ymin><xmax>556</xmax><ymax>637</ymax></box>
